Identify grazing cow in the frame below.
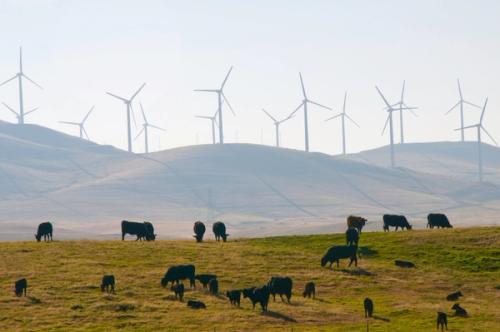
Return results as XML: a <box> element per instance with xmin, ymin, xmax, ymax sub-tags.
<box><xmin>193</xmin><ymin>221</ymin><xmax>206</xmax><ymax>242</ymax></box>
<box><xmin>451</xmin><ymin>303</ymin><xmax>468</xmax><ymax>317</ymax></box>
<box><xmin>226</xmin><ymin>290</ymin><xmax>241</xmax><ymax>307</ymax></box>
<box><xmin>321</xmin><ymin>245</ymin><xmax>358</xmax><ymax>268</ymax></box>
<box><xmin>209</xmin><ymin>278</ymin><xmax>219</xmax><ymax>295</ymax></box>
<box><xmin>446</xmin><ymin>291</ymin><xmax>463</xmax><ymax>301</ymax></box>
<box><xmin>14</xmin><ymin>278</ymin><xmax>27</xmax><ymax>297</ymax></box>
<box><xmin>161</xmin><ymin>265</ymin><xmax>196</xmax><ymax>288</ymax></box>
<box><xmin>395</xmin><ymin>260</ymin><xmax>416</xmax><ymax>268</ymax></box>
<box><xmin>121</xmin><ymin>220</ymin><xmax>155</xmax><ymax>241</ymax></box>
<box><xmin>242</xmin><ymin>286</ymin><xmax>270</xmax><ymax>312</ymax></box>
<box><xmin>212</xmin><ymin>221</ymin><xmax>229</xmax><ymax>242</ymax></box>
<box><xmin>35</xmin><ymin>222</ymin><xmax>53</xmax><ymax>242</ymax></box>
<box><xmin>346</xmin><ymin>228</ymin><xmax>359</xmax><ymax>246</ymax></box>
<box><xmin>268</xmin><ymin>276</ymin><xmax>293</xmax><ymax>303</ymax></box>
<box><xmin>195</xmin><ymin>274</ymin><xmax>217</xmax><ymax>289</ymax></box>
<box><xmin>187</xmin><ymin>300</ymin><xmax>206</xmax><ymax>309</ymax></box>
<box><xmin>171</xmin><ymin>283</ymin><xmax>184</xmax><ymax>302</ymax></box>
<box><xmin>364</xmin><ymin>298</ymin><xmax>374</xmax><ymax>318</ymax></box>
<box><xmin>437</xmin><ymin>312</ymin><xmax>448</xmax><ymax>331</ymax></box>
<box><xmin>427</xmin><ymin>214</ymin><xmax>453</xmax><ymax>229</ymax></box>
<box><xmin>383</xmin><ymin>214</ymin><xmax>412</xmax><ymax>231</ymax></box>
<box><xmin>347</xmin><ymin>215</ymin><xmax>367</xmax><ymax>234</ymax></box>
<box><xmin>100</xmin><ymin>275</ymin><xmax>115</xmax><ymax>294</ymax></box>
<box><xmin>303</xmin><ymin>282</ymin><xmax>315</xmax><ymax>299</ymax></box>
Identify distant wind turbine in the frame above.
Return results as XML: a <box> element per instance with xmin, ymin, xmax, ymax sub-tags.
<box><xmin>325</xmin><ymin>92</ymin><xmax>359</xmax><ymax>155</ymax></box>
<box><xmin>387</xmin><ymin>81</ymin><xmax>418</xmax><ymax>144</ymax></box>
<box><xmin>261</xmin><ymin>108</ymin><xmax>295</xmax><ymax>147</ymax></box>
<box><xmin>0</xmin><ymin>47</ymin><xmax>43</xmax><ymax>124</ymax></box>
<box><xmin>2</xmin><ymin>102</ymin><xmax>38</xmax><ymax>124</ymax></box>
<box><xmin>106</xmin><ymin>83</ymin><xmax>146</xmax><ymax>152</ymax></box>
<box><xmin>194</xmin><ymin>67</ymin><xmax>235</xmax><ymax>144</ymax></box>
<box><xmin>446</xmin><ymin>79</ymin><xmax>481</xmax><ymax>142</ymax></box>
<box><xmin>135</xmin><ymin>103</ymin><xmax>165</xmax><ymax>153</ymax></box>
<box><xmin>195</xmin><ymin>109</ymin><xmax>219</xmax><ymax>144</ymax></box>
<box><xmin>291</xmin><ymin>73</ymin><xmax>332</xmax><ymax>152</ymax></box>
<box><xmin>59</xmin><ymin>106</ymin><xmax>94</xmax><ymax>140</ymax></box>
<box><xmin>455</xmin><ymin>98</ymin><xmax>497</xmax><ymax>182</ymax></box>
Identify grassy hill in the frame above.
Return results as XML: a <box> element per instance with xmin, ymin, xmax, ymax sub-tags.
<box><xmin>0</xmin><ymin>227</ymin><xmax>499</xmax><ymax>331</ymax></box>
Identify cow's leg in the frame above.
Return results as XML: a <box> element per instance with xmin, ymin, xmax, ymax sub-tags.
<box><xmin>336</xmin><ymin>259</ymin><xmax>340</xmax><ymax>268</ymax></box>
<box><xmin>122</xmin><ymin>232</ymin><xmax>125</xmax><ymax>241</ymax></box>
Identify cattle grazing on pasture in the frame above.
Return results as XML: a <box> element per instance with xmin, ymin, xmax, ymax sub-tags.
<box><xmin>345</xmin><ymin>228</ymin><xmax>359</xmax><ymax>246</ymax></box>
<box><xmin>242</xmin><ymin>286</ymin><xmax>270</xmax><ymax>312</ymax></box>
<box><xmin>35</xmin><ymin>222</ymin><xmax>53</xmax><ymax>242</ymax></box>
<box><xmin>187</xmin><ymin>300</ymin><xmax>206</xmax><ymax>309</ymax></box>
<box><xmin>226</xmin><ymin>290</ymin><xmax>241</xmax><ymax>307</ymax></box>
<box><xmin>161</xmin><ymin>265</ymin><xmax>196</xmax><ymax>288</ymax></box>
<box><xmin>303</xmin><ymin>282</ymin><xmax>315</xmax><ymax>299</ymax></box>
<box><xmin>212</xmin><ymin>221</ymin><xmax>229</xmax><ymax>242</ymax></box>
<box><xmin>364</xmin><ymin>297</ymin><xmax>374</xmax><ymax>318</ymax></box>
<box><xmin>427</xmin><ymin>213</ymin><xmax>453</xmax><ymax>229</ymax></box>
<box><xmin>437</xmin><ymin>312</ymin><xmax>448</xmax><ymax>331</ymax></box>
<box><xmin>121</xmin><ymin>220</ymin><xmax>156</xmax><ymax>241</ymax></box>
<box><xmin>171</xmin><ymin>283</ymin><xmax>184</xmax><ymax>302</ymax></box>
<box><xmin>100</xmin><ymin>275</ymin><xmax>115</xmax><ymax>293</ymax></box>
<box><xmin>451</xmin><ymin>303</ymin><xmax>468</xmax><ymax>317</ymax></box>
<box><xmin>268</xmin><ymin>276</ymin><xmax>293</xmax><ymax>303</ymax></box>
<box><xmin>193</xmin><ymin>221</ymin><xmax>206</xmax><ymax>242</ymax></box>
<box><xmin>208</xmin><ymin>278</ymin><xmax>219</xmax><ymax>295</ymax></box>
<box><xmin>383</xmin><ymin>214</ymin><xmax>412</xmax><ymax>231</ymax></box>
<box><xmin>321</xmin><ymin>245</ymin><xmax>358</xmax><ymax>268</ymax></box>
<box><xmin>347</xmin><ymin>215</ymin><xmax>367</xmax><ymax>234</ymax></box>
<box><xmin>395</xmin><ymin>260</ymin><xmax>416</xmax><ymax>268</ymax></box>
<box><xmin>446</xmin><ymin>291</ymin><xmax>463</xmax><ymax>301</ymax></box>
<box><xmin>195</xmin><ymin>274</ymin><xmax>217</xmax><ymax>289</ymax></box>
<box><xmin>14</xmin><ymin>278</ymin><xmax>27</xmax><ymax>297</ymax></box>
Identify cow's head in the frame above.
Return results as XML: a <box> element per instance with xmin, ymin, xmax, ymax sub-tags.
<box><xmin>160</xmin><ymin>278</ymin><xmax>168</xmax><ymax>288</ymax></box>
<box><xmin>321</xmin><ymin>255</ymin><xmax>328</xmax><ymax>267</ymax></box>
<box><xmin>35</xmin><ymin>234</ymin><xmax>41</xmax><ymax>242</ymax></box>
<box><xmin>193</xmin><ymin>234</ymin><xmax>204</xmax><ymax>242</ymax></box>
<box><xmin>407</xmin><ymin>224</ymin><xmax>413</xmax><ymax>230</ymax></box>
<box><xmin>222</xmin><ymin>233</ymin><xmax>229</xmax><ymax>242</ymax></box>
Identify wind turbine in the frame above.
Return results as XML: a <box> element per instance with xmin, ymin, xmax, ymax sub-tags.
<box><xmin>135</xmin><ymin>103</ymin><xmax>165</xmax><ymax>153</ymax></box>
<box><xmin>0</xmin><ymin>47</ymin><xmax>43</xmax><ymax>124</ymax></box>
<box><xmin>261</xmin><ymin>108</ymin><xmax>295</xmax><ymax>147</ymax></box>
<box><xmin>2</xmin><ymin>102</ymin><xmax>38</xmax><ymax>124</ymax></box>
<box><xmin>325</xmin><ymin>91</ymin><xmax>360</xmax><ymax>155</ymax></box>
<box><xmin>387</xmin><ymin>81</ymin><xmax>418</xmax><ymax>144</ymax></box>
<box><xmin>455</xmin><ymin>98</ymin><xmax>497</xmax><ymax>182</ymax></box>
<box><xmin>194</xmin><ymin>67</ymin><xmax>235</xmax><ymax>144</ymax></box>
<box><xmin>291</xmin><ymin>72</ymin><xmax>332</xmax><ymax>152</ymax></box>
<box><xmin>195</xmin><ymin>109</ymin><xmax>218</xmax><ymax>144</ymax></box>
<box><xmin>446</xmin><ymin>79</ymin><xmax>481</xmax><ymax>142</ymax></box>
<box><xmin>106</xmin><ymin>83</ymin><xmax>146</xmax><ymax>152</ymax></box>
<box><xmin>59</xmin><ymin>106</ymin><xmax>94</xmax><ymax>139</ymax></box>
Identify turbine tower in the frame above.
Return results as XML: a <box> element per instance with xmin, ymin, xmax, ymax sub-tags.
<box><xmin>59</xmin><ymin>106</ymin><xmax>94</xmax><ymax>139</ymax></box>
<box><xmin>261</xmin><ymin>108</ymin><xmax>295</xmax><ymax>147</ymax></box>
<box><xmin>291</xmin><ymin>72</ymin><xmax>332</xmax><ymax>152</ymax></box>
<box><xmin>106</xmin><ymin>83</ymin><xmax>146</xmax><ymax>152</ymax></box>
<box><xmin>388</xmin><ymin>81</ymin><xmax>418</xmax><ymax>144</ymax></box>
<box><xmin>194</xmin><ymin>67</ymin><xmax>235</xmax><ymax>144</ymax></box>
<box><xmin>325</xmin><ymin>92</ymin><xmax>360</xmax><ymax>155</ymax></box>
<box><xmin>2</xmin><ymin>102</ymin><xmax>38</xmax><ymax>124</ymax></box>
<box><xmin>446</xmin><ymin>79</ymin><xmax>481</xmax><ymax>142</ymax></box>
<box><xmin>135</xmin><ymin>103</ymin><xmax>165</xmax><ymax>153</ymax></box>
<box><xmin>0</xmin><ymin>47</ymin><xmax>43</xmax><ymax>124</ymax></box>
<box><xmin>455</xmin><ymin>98</ymin><xmax>497</xmax><ymax>182</ymax></box>
<box><xmin>195</xmin><ymin>109</ymin><xmax>218</xmax><ymax>144</ymax></box>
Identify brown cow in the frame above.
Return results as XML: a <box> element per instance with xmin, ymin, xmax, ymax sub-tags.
<box><xmin>347</xmin><ymin>215</ymin><xmax>367</xmax><ymax>234</ymax></box>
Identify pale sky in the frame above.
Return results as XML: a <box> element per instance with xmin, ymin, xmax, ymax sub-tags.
<box><xmin>1</xmin><ymin>0</ymin><xmax>499</xmax><ymax>154</ymax></box>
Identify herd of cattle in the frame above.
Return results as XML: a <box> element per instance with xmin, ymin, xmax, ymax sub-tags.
<box><xmin>24</xmin><ymin>212</ymin><xmax>464</xmax><ymax>330</ymax></box>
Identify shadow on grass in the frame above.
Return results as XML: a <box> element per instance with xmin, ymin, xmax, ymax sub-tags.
<box><xmin>27</xmin><ymin>296</ymin><xmax>42</xmax><ymax>304</ymax></box>
<box><xmin>261</xmin><ymin>310</ymin><xmax>297</xmax><ymax>322</ymax></box>
<box><xmin>359</xmin><ymin>246</ymin><xmax>378</xmax><ymax>257</ymax></box>
<box><xmin>372</xmin><ymin>315</ymin><xmax>390</xmax><ymax>322</ymax></box>
<box><xmin>315</xmin><ymin>298</ymin><xmax>332</xmax><ymax>304</ymax></box>
<box><xmin>340</xmin><ymin>268</ymin><xmax>375</xmax><ymax>276</ymax></box>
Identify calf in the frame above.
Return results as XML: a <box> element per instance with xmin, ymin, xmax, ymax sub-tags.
<box><xmin>195</xmin><ymin>274</ymin><xmax>217</xmax><ymax>289</ymax></box>
<box><xmin>171</xmin><ymin>283</ymin><xmax>184</xmax><ymax>302</ymax></box>
<box><xmin>242</xmin><ymin>286</ymin><xmax>270</xmax><ymax>312</ymax></box>
<box><xmin>395</xmin><ymin>260</ymin><xmax>416</xmax><ymax>268</ymax></box>
<box><xmin>161</xmin><ymin>265</ymin><xmax>196</xmax><ymax>288</ymax></box>
<box><xmin>14</xmin><ymin>278</ymin><xmax>27</xmax><ymax>297</ymax></box>
<box><xmin>209</xmin><ymin>278</ymin><xmax>219</xmax><ymax>295</ymax></box>
<box><xmin>100</xmin><ymin>275</ymin><xmax>115</xmax><ymax>293</ymax></box>
<box><xmin>364</xmin><ymin>297</ymin><xmax>374</xmax><ymax>318</ymax></box>
<box><xmin>187</xmin><ymin>300</ymin><xmax>206</xmax><ymax>309</ymax></box>
<box><xmin>268</xmin><ymin>276</ymin><xmax>293</xmax><ymax>303</ymax></box>
<box><xmin>427</xmin><ymin>213</ymin><xmax>453</xmax><ymax>229</ymax></box>
<box><xmin>35</xmin><ymin>222</ymin><xmax>53</xmax><ymax>242</ymax></box>
<box><xmin>212</xmin><ymin>221</ymin><xmax>229</xmax><ymax>242</ymax></box>
<box><xmin>303</xmin><ymin>282</ymin><xmax>315</xmax><ymax>299</ymax></box>
<box><xmin>383</xmin><ymin>214</ymin><xmax>412</xmax><ymax>231</ymax></box>
<box><xmin>451</xmin><ymin>303</ymin><xmax>468</xmax><ymax>317</ymax></box>
<box><xmin>446</xmin><ymin>291</ymin><xmax>463</xmax><ymax>301</ymax></box>
<box><xmin>193</xmin><ymin>221</ymin><xmax>206</xmax><ymax>242</ymax></box>
<box><xmin>437</xmin><ymin>312</ymin><xmax>448</xmax><ymax>331</ymax></box>
<box><xmin>321</xmin><ymin>245</ymin><xmax>358</xmax><ymax>268</ymax></box>
<box><xmin>347</xmin><ymin>215</ymin><xmax>367</xmax><ymax>234</ymax></box>
<box><xmin>346</xmin><ymin>228</ymin><xmax>359</xmax><ymax>246</ymax></box>
<box><xmin>226</xmin><ymin>290</ymin><xmax>241</xmax><ymax>307</ymax></box>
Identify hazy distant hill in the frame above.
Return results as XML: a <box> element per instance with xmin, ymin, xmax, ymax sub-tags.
<box><xmin>0</xmin><ymin>122</ymin><xmax>498</xmax><ymax>240</ymax></box>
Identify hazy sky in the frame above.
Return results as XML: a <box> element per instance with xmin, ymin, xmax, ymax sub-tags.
<box><xmin>1</xmin><ymin>0</ymin><xmax>499</xmax><ymax>154</ymax></box>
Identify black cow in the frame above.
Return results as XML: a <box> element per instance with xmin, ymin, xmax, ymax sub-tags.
<box><xmin>212</xmin><ymin>221</ymin><xmax>229</xmax><ymax>242</ymax></box>
<box><xmin>161</xmin><ymin>265</ymin><xmax>196</xmax><ymax>288</ymax></box>
<box><xmin>383</xmin><ymin>214</ymin><xmax>412</xmax><ymax>231</ymax></box>
<box><xmin>101</xmin><ymin>275</ymin><xmax>115</xmax><ymax>293</ymax></box>
<box><xmin>451</xmin><ymin>303</ymin><xmax>468</xmax><ymax>317</ymax></box>
<box><xmin>226</xmin><ymin>290</ymin><xmax>241</xmax><ymax>306</ymax></box>
<box><xmin>242</xmin><ymin>286</ymin><xmax>269</xmax><ymax>312</ymax></box>
<box><xmin>268</xmin><ymin>276</ymin><xmax>292</xmax><ymax>303</ymax></box>
<box><xmin>171</xmin><ymin>283</ymin><xmax>184</xmax><ymax>302</ymax></box>
<box><xmin>437</xmin><ymin>312</ymin><xmax>448</xmax><ymax>331</ymax></box>
<box><xmin>14</xmin><ymin>278</ymin><xmax>27</xmax><ymax>297</ymax></box>
<box><xmin>35</xmin><ymin>222</ymin><xmax>53</xmax><ymax>242</ymax></box>
<box><xmin>446</xmin><ymin>291</ymin><xmax>463</xmax><ymax>301</ymax></box>
<box><xmin>427</xmin><ymin>213</ymin><xmax>453</xmax><ymax>229</ymax></box>
<box><xmin>364</xmin><ymin>297</ymin><xmax>374</xmax><ymax>318</ymax></box>
<box><xmin>303</xmin><ymin>282</ymin><xmax>315</xmax><ymax>299</ymax></box>
<box><xmin>187</xmin><ymin>300</ymin><xmax>206</xmax><ymax>309</ymax></box>
<box><xmin>209</xmin><ymin>278</ymin><xmax>219</xmax><ymax>295</ymax></box>
<box><xmin>346</xmin><ymin>228</ymin><xmax>359</xmax><ymax>246</ymax></box>
<box><xmin>121</xmin><ymin>220</ymin><xmax>155</xmax><ymax>241</ymax></box>
<box><xmin>321</xmin><ymin>245</ymin><xmax>358</xmax><ymax>268</ymax></box>
<box><xmin>193</xmin><ymin>221</ymin><xmax>206</xmax><ymax>242</ymax></box>
<box><xmin>195</xmin><ymin>274</ymin><xmax>217</xmax><ymax>289</ymax></box>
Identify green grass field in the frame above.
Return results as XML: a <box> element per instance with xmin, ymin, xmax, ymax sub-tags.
<box><xmin>0</xmin><ymin>227</ymin><xmax>499</xmax><ymax>331</ymax></box>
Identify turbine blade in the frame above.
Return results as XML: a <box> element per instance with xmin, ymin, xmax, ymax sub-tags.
<box><xmin>139</xmin><ymin>102</ymin><xmax>148</xmax><ymax>124</ymax></box>
<box><xmin>0</xmin><ymin>74</ymin><xmax>18</xmax><ymax>87</ymax></box>
<box><xmin>24</xmin><ymin>107</ymin><xmax>39</xmax><ymax>116</ymax></box>
<box><xmin>60</xmin><ymin>121</ymin><xmax>80</xmax><ymax>126</ymax></box>
<box><xmin>82</xmin><ymin>106</ymin><xmax>94</xmax><ymax>123</ymax></box>
<box><xmin>195</xmin><ymin>115</ymin><xmax>212</xmax><ymax>120</ymax></box>
<box><xmin>130</xmin><ymin>104</ymin><xmax>138</xmax><ymax>130</ymax></box>
<box><xmin>308</xmin><ymin>99</ymin><xmax>332</xmax><ymax>111</ymax></box>
<box><xmin>375</xmin><ymin>86</ymin><xmax>392</xmax><ymax>109</ymax></box>
<box><xmin>481</xmin><ymin>126</ymin><xmax>498</xmax><ymax>146</ymax></box>
<box><xmin>324</xmin><ymin>113</ymin><xmax>342</xmax><ymax>122</ymax></box>
<box><xmin>220</xmin><ymin>66</ymin><xmax>233</xmax><ymax>90</ymax></box>
<box><xmin>130</xmin><ymin>83</ymin><xmax>146</xmax><ymax>101</ymax></box>
<box><xmin>193</xmin><ymin>89</ymin><xmax>219</xmax><ymax>93</ymax></box>
<box><xmin>463</xmin><ymin>100</ymin><xmax>481</xmax><ymax>109</ymax></box>
<box><xmin>400</xmin><ymin>80</ymin><xmax>405</xmax><ymax>103</ymax></box>
<box><xmin>134</xmin><ymin>127</ymin><xmax>145</xmax><ymax>140</ymax></box>
<box><xmin>262</xmin><ymin>109</ymin><xmax>277</xmax><ymax>122</ymax></box>
<box><xmin>409</xmin><ymin>109</ymin><xmax>419</xmax><ymax>117</ymax></box>
<box><xmin>222</xmin><ymin>93</ymin><xmax>235</xmax><ymax>116</ymax></box>
<box><xmin>281</xmin><ymin>109</ymin><xmax>296</xmax><ymax>123</ymax></box>
<box><xmin>343</xmin><ymin>91</ymin><xmax>347</xmax><ymax>113</ymax></box>
<box><xmin>381</xmin><ymin>115</ymin><xmax>390</xmax><ymax>135</ymax></box>
<box><xmin>2</xmin><ymin>102</ymin><xmax>19</xmax><ymax>116</ymax></box>
<box><xmin>445</xmin><ymin>101</ymin><xmax>460</xmax><ymax>115</ymax></box>
<box><xmin>290</xmin><ymin>102</ymin><xmax>304</xmax><ymax>118</ymax></box>
<box><xmin>149</xmin><ymin>124</ymin><xmax>166</xmax><ymax>132</ymax></box>
<box><xmin>106</xmin><ymin>92</ymin><xmax>128</xmax><ymax>102</ymax></box>
<box><xmin>22</xmin><ymin>74</ymin><xmax>43</xmax><ymax>89</ymax></box>
<box><xmin>455</xmin><ymin>124</ymin><xmax>478</xmax><ymax>131</ymax></box>
<box><xmin>345</xmin><ymin>113</ymin><xmax>360</xmax><ymax>128</ymax></box>
<box><xmin>299</xmin><ymin>72</ymin><xmax>307</xmax><ymax>99</ymax></box>
<box><xmin>457</xmin><ymin>78</ymin><xmax>463</xmax><ymax>99</ymax></box>
<box><xmin>480</xmin><ymin>98</ymin><xmax>488</xmax><ymax>124</ymax></box>
<box><xmin>83</xmin><ymin>127</ymin><xmax>90</xmax><ymax>140</ymax></box>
